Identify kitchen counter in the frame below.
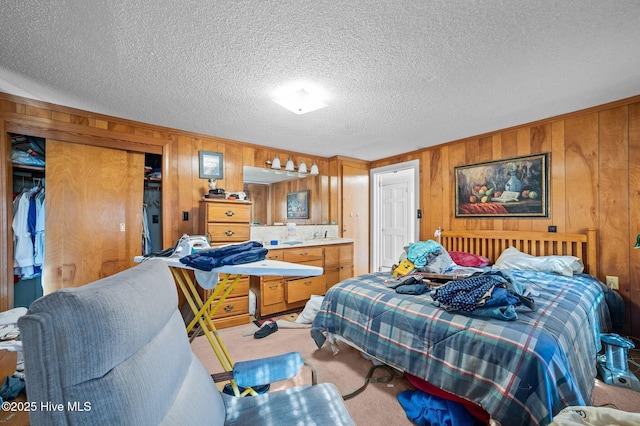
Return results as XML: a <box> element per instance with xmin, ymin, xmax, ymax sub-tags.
<box><xmin>262</xmin><ymin>238</ymin><xmax>353</xmax><ymax>249</ymax></box>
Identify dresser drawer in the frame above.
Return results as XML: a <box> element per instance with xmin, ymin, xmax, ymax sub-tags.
<box><xmin>265</xmin><ymin>249</ymin><xmax>284</xmax><ymax>261</ymax></box>
<box><xmin>283</xmin><ymin>247</ymin><xmax>324</xmax><ymax>263</ymax></box>
<box><xmin>262</xmin><ymin>280</ymin><xmax>285</xmax><ymax>306</ymax></box>
<box><xmin>285</xmin><ymin>275</ymin><xmax>326</xmax><ymax>303</ymax></box>
<box><xmin>212</xmin><ymin>313</ymin><xmax>250</xmax><ymax>330</ymax></box>
<box><xmin>205</xmin><ymin>202</ymin><xmax>251</xmax><ymax>223</ymax></box>
<box><xmin>205</xmin><ymin>223</ymin><xmax>251</xmax><ymax>242</ymax></box>
<box><xmin>209</xmin><ymin>296</ymin><xmax>249</xmax><ymax>319</ymax></box>
<box><xmin>213</xmin><ymin>276</ymin><xmax>249</xmax><ymax>299</ymax></box>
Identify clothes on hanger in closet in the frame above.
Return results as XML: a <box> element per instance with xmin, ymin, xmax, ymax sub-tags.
<box><xmin>13</xmin><ymin>181</ymin><xmax>45</xmax><ymax>280</ymax></box>
<box><xmin>142</xmin><ymin>204</ymin><xmax>152</xmax><ymax>256</ymax></box>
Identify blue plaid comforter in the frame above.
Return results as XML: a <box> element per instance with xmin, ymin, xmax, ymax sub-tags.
<box><xmin>311</xmin><ymin>271</ymin><xmax>611</xmax><ymax>426</ymax></box>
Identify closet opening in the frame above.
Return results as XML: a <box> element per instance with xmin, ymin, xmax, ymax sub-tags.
<box><xmin>10</xmin><ymin>133</ymin><xmax>46</xmax><ymax>308</ymax></box>
<box><xmin>144</xmin><ymin>153</ymin><xmax>163</xmax><ymax>254</ymax></box>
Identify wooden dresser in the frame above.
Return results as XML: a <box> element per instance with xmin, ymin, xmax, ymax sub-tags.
<box><xmin>250</xmin><ymin>242</ymin><xmax>354</xmax><ymax>319</ymax></box>
<box><xmin>199</xmin><ymin>199</ymin><xmax>252</xmax><ymax>329</ymax></box>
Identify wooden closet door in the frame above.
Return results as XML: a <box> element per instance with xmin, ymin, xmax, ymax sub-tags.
<box><xmin>342</xmin><ymin>164</ymin><xmax>370</xmax><ymax>276</ymax></box>
<box><xmin>43</xmin><ymin>140</ymin><xmax>144</xmax><ymax>294</ymax></box>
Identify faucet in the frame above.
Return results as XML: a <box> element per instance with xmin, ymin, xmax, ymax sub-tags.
<box><xmin>313</xmin><ymin>231</ymin><xmax>321</xmax><ymax>239</ymax></box>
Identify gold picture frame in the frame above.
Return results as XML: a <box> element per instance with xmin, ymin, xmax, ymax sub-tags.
<box><xmin>454</xmin><ymin>153</ymin><xmax>549</xmax><ymax>218</ymax></box>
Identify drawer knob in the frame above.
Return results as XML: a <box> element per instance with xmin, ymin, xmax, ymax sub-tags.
<box><xmin>224</xmin><ymin>305</ymin><xmax>234</xmax><ymax>312</ymax></box>
<box><xmin>225</xmin><ymin>230</ymin><xmax>235</xmax><ymax>236</ymax></box>
<box><xmin>225</xmin><ymin>210</ymin><xmax>235</xmax><ymax>216</ymax></box>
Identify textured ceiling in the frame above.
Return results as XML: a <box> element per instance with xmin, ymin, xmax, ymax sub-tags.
<box><xmin>1</xmin><ymin>1</ymin><xmax>639</xmax><ymax>161</ymax></box>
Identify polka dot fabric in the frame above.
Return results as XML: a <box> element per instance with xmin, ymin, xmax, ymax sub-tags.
<box><xmin>432</xmin><ymin>275</ymin><xmax>505</xmax><ymax>312</ymax></box>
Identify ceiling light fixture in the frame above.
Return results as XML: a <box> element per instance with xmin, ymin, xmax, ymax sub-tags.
<box><xmin>274</xmin><ymin>88</ymin><xmax>328</xmax><ymax>115</ymax></box>
<box><xmin>298</xmin><ymin>161</ymin><xmax>307</xmax><ymax>174</ymax></box>
<box><xmin>310</xmin><ymin>162</ymin><xmax>319</xmax><ymax>175</ymax></box>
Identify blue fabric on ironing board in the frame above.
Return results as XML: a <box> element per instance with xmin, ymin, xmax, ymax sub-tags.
<box><xmin>179</xmin><ymin>241</ymin><xmax>267</xmax><ymax>271</ymax></box>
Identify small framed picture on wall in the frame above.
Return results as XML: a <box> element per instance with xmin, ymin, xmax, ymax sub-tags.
<box><xmin>287</xmin><ymin>190</ymin><xmax>310</xmax><ymax>219</ymax></box>
<box><xmin>199</xmin><ymin>151</ymin><xmax>223</xmax><ymax>179</ymax></box>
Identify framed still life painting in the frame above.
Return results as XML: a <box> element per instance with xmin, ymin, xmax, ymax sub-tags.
<box><xmin>454</xmin><ymin>153</ymin><xmax>549</xmax><ymax>218</ymax></box>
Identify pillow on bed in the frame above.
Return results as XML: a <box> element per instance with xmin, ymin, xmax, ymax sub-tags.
<box><xmin>493</xmin><ymin>246</ymin><xmax>584</xmax><ymax>276</ymax></box>
<box><xmin>448</xmin><ymin>251</ymin><xmax>490</xmax><ymax>267</ymax></box>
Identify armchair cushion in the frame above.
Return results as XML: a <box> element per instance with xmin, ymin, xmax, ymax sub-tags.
<box><xmin>223</xmin><ymin>382</ymin><xmax>353</xmax><ymax>426</ymax></box>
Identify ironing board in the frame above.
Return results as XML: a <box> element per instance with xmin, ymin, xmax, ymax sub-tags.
<box><xmin>134</xmin><ymin>255</ymin><xmax>322</xmax><ymax>396</ymax></box>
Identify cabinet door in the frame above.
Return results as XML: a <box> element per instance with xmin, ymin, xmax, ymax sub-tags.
<box><xmin>325</xmin><ymin>244</ymin><xmax>354</xmax><ymax>290</ymax></box>
<box><xmin>342</xmin><ymin>164</ymin><xmax>369</xmax><ymax>275</ymax></box>
<box><xmin>44</xmin><ymin>140</ymin><xmax>144</xmax><ymax>293</ymax></box>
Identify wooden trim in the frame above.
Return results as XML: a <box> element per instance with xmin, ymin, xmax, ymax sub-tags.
<box><xmin>0</xmin><ymin>120</ymin><xmax>11</xmax><ymax>310</ymax></box>
<box><xmin>3</xmin><ymin>112</ymin><xmax>164</xmax><ymax>154</ymax></box>
<box><xmin>438</xmin><ymin>229</ymin><xmax>597</xmax><ymax>275</ymax></box>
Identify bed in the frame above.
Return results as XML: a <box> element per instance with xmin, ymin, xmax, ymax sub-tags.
<box><xmin>311</xmin><ymin>229</ymin><xmax>611</xmax><ymax>426</ymax></box>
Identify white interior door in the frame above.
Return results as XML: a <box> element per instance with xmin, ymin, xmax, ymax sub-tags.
<box><xmin>371</xmin><ymin>161</ymin><xmax>419</xmax><ymax>272</ymax></box>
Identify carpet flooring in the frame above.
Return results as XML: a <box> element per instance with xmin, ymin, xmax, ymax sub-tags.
<box><xmin>191</xmin><ymin>323</ymin><xmax>640</xmax><ymax>425</ymax></box>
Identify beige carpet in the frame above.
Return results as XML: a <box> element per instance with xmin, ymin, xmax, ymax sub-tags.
<box><xmin>191</xmin><ymin>322</ymin><xmax>415</xmax><ymax>425</ymax></box>
<box><xmin>191</xmin><ymin>323</ymin><xmax>640</xmax><ymax>425</ymax></box>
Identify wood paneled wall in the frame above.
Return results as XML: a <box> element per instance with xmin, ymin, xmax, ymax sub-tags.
<box><xmin>372</xmin><ymin>95</ymin><xmax>640</xmax><ymax>339</ymax></box>
<box><xmin>0</xmin><ymin>92</ymin><xmax>330</xmax><ymax>310</ymax></box>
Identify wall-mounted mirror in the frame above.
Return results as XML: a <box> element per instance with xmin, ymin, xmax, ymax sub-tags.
<box><xmin>243</xmin><ymin>166</ymin><xmax>329</xmax><ymax>226</ymax></box>
<box><xmin>243</xmin><ymin>167</ymin><xmax>305</xmax><ymax>184</ymax></box>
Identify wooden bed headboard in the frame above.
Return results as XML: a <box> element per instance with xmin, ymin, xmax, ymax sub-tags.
<box><xmin>438</xmin><ymin>229</ymin><xmax>597</xmax><ymax>276</ymax></box>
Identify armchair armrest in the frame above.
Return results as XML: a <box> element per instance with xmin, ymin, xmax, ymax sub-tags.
<box><xmin>211</xmin><ymin>352</ymin><xmax>305</xmax><ymax>388</ymax></box>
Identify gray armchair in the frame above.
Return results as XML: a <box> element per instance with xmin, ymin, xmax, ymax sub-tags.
<box><xmin>18</xmin><ymin>259</ymin><xmax>354</xmax><ymax>425</ymax></box>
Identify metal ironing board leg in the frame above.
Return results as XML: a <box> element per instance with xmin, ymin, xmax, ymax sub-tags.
<box><xmin>169</xmin><ymin>267</ymin><xmax>252</xmax><ymax>396</ymax></box>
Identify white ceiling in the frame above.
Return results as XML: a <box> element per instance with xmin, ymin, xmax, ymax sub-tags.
<box><xmin>1</xmin><ymin>1</ymin><xmax>639</xmax><ymax>162</ymax></box>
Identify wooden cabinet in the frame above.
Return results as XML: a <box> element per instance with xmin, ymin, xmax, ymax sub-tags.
<box><xmin>199</xmin><ymin>199</ymin><xmax>252</xmax><ymax>329</ymax></box>
<box><xmin>324</xmin><ymin>243</ymin><xmax>354</xmax><ymax>291</ymax></box>
<box><xmin>250</xmin><ymin>242</ymin><xmax>354</xmax><ymax>319</ymax></box>
<box><xmin>200</xmin><ymin>200</ymin><xmax>252</xmax><ymax>243</ymax></box>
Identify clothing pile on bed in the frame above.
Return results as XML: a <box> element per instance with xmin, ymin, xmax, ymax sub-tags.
<box><xmin>431</xmin><ymin>270</ymin><xmax>536</xmax><ymax>321</ymax></box>
<box><xmin>391</xmin><ymin>241</ymin><xmax>536</xmax><ymax>321</ymax></box>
